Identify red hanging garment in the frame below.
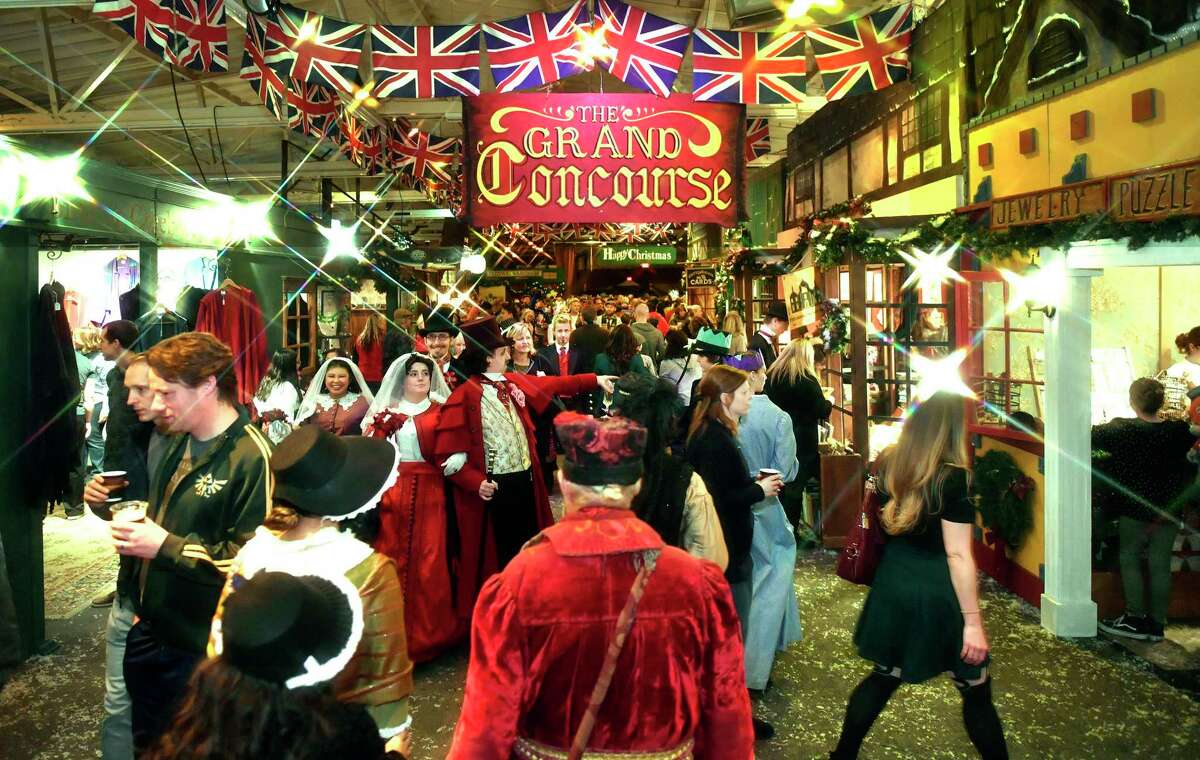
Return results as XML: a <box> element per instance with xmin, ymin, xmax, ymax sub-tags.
<box><xmin>195</xmin><ymin>285</ymin><xmax>269</xmax><ymax>405</ymax></box>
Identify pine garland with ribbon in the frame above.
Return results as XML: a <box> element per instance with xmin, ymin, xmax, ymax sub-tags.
<box><xmin>747</xmin><ymin>196</ymin><xmax>1200</xmax><ymax>273</ymax></box>
<box><xmin>971</xmin><ymin>449</ymin><xmax>1036</xmax><ymax>550</ymax></box>
<box><xmin>818</xmin><ymin>296</ymin><xmax>850</xmax><ymax>356</ymax></box>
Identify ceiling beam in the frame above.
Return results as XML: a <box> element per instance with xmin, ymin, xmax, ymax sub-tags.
<box><xmin>53</xmin><ymin>7</ymin><xmax>249</xmax><ymax>107</ymax></box>
<box><xmin>37</xmin><ymin>9</ymin><xmax>61</xmax><ymax>115</ymax></box>
<box><xmin>62</xmin><ymin>38</ymin><xmax>138</xmax><ymax>114</ymax></box>
<box><xmin>0</xmin><ymin>83</ymin><xmax>49</xmax><ymax>115</ymax></box>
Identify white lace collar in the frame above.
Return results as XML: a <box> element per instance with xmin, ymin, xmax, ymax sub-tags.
<box><xmin>484</xmin><ymin>372</ymin><xmax>507</xmax><ymax>381</ymax></box>
<box><xmin>237</xmin><ymin>525</ymin><xmax>374</xmax><ymax>578</ymax></box>
<box><xmin>316</xmin><ymin>392</ymin><xmax>360</xmax><ymax>412</ymax></box>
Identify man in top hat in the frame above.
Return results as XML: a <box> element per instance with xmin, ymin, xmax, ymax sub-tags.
<box><xmin>434</xmin><ymin>317</ymin><xmax>617</xmax><ymax>625</ymax></box>
<box><xmin>447</xmin><ymin>413</ymin><xmax>754</xmax><ymax>759</ymax></box>
<box><xmin>419</xmin><ymin>305</ymin><xmax>460</xmax><ymax>391</ymax></box>
<box><xmin>750</xmin><ymin>301</ymin><xmax>789</xmax><ymax>369</ymax></box>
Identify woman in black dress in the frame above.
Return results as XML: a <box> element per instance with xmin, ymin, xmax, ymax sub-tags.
<box><xmin>686</xmin><ymin>364</ymin><xmax>783</xmax><ymax>741</ymax></box>
<box><xmin>764</xmin><ymin>338</ymin><xmax>832</xmax><ymax>491</ymax></box>
<box><xmin>831</xmin><ymin>392</ymin><xmax>1008</xmax><ymax>759</ymax></box>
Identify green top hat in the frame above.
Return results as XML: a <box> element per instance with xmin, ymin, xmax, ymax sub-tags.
<box><xmin>692</xmin><ymin>327</ymin><xmax>732</xmax><ymax>357</ymax></box>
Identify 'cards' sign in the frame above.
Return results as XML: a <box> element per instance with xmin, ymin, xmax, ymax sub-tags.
<box><xmin>464</xmin><ymin>93</ymin><xmax>744</xmax><ymax>226</ymax></box>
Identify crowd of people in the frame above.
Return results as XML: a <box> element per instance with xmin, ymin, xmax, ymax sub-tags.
<box><xmin>49</xmin><ymin>288</ymin><xmax>1037</xmax><ymax>760</ymax></box>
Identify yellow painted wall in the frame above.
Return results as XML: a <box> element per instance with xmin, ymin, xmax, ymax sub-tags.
<box><xmin>967</xmin><ymin>42</ymin><xmax>1200</xmax><ymax>199</ymax></box>
<box><xmin>976</xmin><ymin>438</ymin><xmax>1045</xmax><ymax>581</ymax></box>
<box><xmin>870</xmin><ymin>175</ymin><xmax>962</xmax><ymax>218</ymax></box>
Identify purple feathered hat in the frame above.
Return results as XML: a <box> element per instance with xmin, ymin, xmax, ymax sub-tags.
<box><xmin>724</xmin><ymin>350</ymin><xmax>765</xmax><ymax>372</ymax></box>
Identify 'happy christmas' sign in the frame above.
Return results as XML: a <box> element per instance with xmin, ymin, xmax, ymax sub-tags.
<box><xmin>464</xmin><ymin>93</ymin><xmax>744</xmax><ymax>226</ymax></box>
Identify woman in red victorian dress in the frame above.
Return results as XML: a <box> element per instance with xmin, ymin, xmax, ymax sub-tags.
<box><xmin>362</xmin><ymin>353</ymin><xmax>467</xmax><ymax>661</ymax></box>
<box><xmin>433</xmin><ymin>317</ymin><xmax>617</xmax><ymax>623</ymax></box>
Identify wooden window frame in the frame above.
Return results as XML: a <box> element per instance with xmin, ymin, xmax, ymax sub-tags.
<box><xmin>954</xmin><ymin>270</ymin><xmax>1045</xmax><ymax>454</ymax></box>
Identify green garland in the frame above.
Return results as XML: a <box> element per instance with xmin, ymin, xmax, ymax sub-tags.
<box><xmin>720</xmin><ymin>196</ymin><xmax>1200</xmax><ymax>273</ymax></box>
<box><xmin>818</xmin><ymin>296</ymin><xmax>850</xmax><ymax>356</ymax></box>
<box><xmin>971</xmin><ymin>449</ymin><xmax>1036</xmax><ymax>550</ymax></box>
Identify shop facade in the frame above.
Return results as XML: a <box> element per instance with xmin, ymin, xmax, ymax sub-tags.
<box><xmin>962</xmin><ymin>30</ymin><xmax>1200</xmax><ymax>636</ymax></box>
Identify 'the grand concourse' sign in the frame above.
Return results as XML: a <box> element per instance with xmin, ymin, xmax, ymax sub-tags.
<box><xmin>464</xmin><ymin>93</ymin><xmax>744</xmax><ymax>226</ymax></box>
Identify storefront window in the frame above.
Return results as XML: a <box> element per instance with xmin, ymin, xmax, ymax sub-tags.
<box><xmin>956</xmin><ymin>271</ymin><xmax>1045</xmax><ymax>437</ymax></box>
<box><xmin>283</xmin><ymin>277</ymin><xmax>315</xmax><ymax>370</ymax></box>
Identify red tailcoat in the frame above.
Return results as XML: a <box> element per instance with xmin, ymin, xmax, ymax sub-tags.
<box><xmin>447</xmin><ymin>508</ymin><xmax>755</xmax><ymax>759</ymax></box>
<box><xmin>434</xmin><ymin>372</ymin><xmax>598</xmax><ymax>620</ymax></box>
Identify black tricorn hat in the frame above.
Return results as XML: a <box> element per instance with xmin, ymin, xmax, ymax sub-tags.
<box><xmin>554</xmin><ymin>412</ymin><xmax>648</xmax><ymax>486</ymax></box>
<box><xmin>459</xmin><ymin>316</ymin><xmax>513</xmax><ymax>353</ymax></box>
<box><xmin>218</xmin><ymin>571</ymin><xmax>362</xmax><ymax>689</ymax></box>
<box><xmin>763</xmin><ymin>300</ymin><xmax>789</xmax><ymax>322</ymax></box>
<box><xmin>270</xmin><ymin>425</ymin><xmax>399</xmax><ymax>521</ymax></box>
<box><xmin>418</xmin><ymin>305</ymin><xmax>460</xmax><ymax>337</ymax></box>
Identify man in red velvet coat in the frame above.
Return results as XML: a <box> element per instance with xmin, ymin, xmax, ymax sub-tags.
<box><xmin>447</xmin><ymin>413</ymin><xmax>754</xmax><ymax>760</ymax></box>
<box><xmin>434</xmin><ymin>316</ymin><xmax>616</xmax><ymax>623</ymax></box>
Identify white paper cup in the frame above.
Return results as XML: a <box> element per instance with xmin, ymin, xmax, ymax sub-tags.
<box><xmin>111</xmin><ymin>500</ymin><xmax>148</xmax><ymax>524</ymax></box>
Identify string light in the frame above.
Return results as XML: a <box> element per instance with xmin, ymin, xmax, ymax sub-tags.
<box><xmin>910</xmin><ymin>349</ymin><xmax>975</xmax><ymax>403</ymax></box>
<box><xmin>460</xmin><ymin>251</ymin><xmax>487</xmax><ymax>275</ymax></box>
<box><xmin>897</xmin><ymin>241</ymin><xmax>965</xmax><ymax>294</ymax></box>
<box><xmin>576</xmin><ymin>23</ymin><xmax>614</xmax><ymax>69</ymax></box>
<box><xmin>319</xmin><ymin>219</ymin><xmax>364</xmax><ymax>265</ymax></box>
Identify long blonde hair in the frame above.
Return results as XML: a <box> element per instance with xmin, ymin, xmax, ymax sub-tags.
<box><xmin>358</xmin><ymin>314</ymin><xmax>385</xmax><ymax>347</ymax></box>
<box><xmin>687</xmin><ymin>365</ymin><xmax>749</xmax><ymax>442</ymax></box>
<box><xmin>766</xmin><ymin>338</ymin><xmax>817</xmax><ymax>384</ymax></box>
<box><xmin>880</xmin><ymin>393</ymin><xmax>969</xmax><ymax>535</ymax></box>
<box><xmin>721</xmin><ymin>312</ymin><xmax>748</xmax><ymax>353</ymax></box>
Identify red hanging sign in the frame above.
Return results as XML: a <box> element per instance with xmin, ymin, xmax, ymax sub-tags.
<box><xmin>463</xmin><ymin>93</ymin><xmax>744</xmax><ymax>226</ymax></box>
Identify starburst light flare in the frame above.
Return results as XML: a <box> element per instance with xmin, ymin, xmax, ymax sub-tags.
<box><xmin>998</xmin><ymin>258</ymin><xmax>1067</xmax><ymax>317</ymax></box>
<box><xmin>897</xmin><ymin>241</ymin><xmax>965</xmax><ymax>294</ymax></box>
<box><xmin>783</xmin><ymin>0</ymin><xmax>842</xmax><ymax>21</ymax></box>
<box><xmin>18</xmin><ymin>150</ymin><xmax>92</xmax><ymax>206</ymax></box>
<box><xmin>910</xmin><ymin>349</ymin><xmax>975</xmax><ymax>404</ymax></box>
<box><xmin>576</xmin><ymin>23</ymin><xmax>614</xmax><ymax>70</ymax></box>
<box><xmin>319</xmin><ymin>219</ymin><xmax>364</xmax><ymax>265</ymax></box>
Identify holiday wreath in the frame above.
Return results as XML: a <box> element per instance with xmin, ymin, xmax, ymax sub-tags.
<box><xmin>971</xmin><ymin>449</ymin><xmax>1036</xmax><ymax>550</ymax></box>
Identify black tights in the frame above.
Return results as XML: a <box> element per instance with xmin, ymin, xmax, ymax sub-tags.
<box><xmin>831</xmin><ymin>670</ymin><xmax>1008</xmax><ymax>759</ymax></box>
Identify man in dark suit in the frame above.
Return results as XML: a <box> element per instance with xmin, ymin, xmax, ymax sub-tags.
<box><xmin>749</xmin><ymin>301</ymin><xmax>789</xmax><ymax>370</ymax></box>
<box><xmin>534</xmin><ymin>313</ymin><xmax>590</xmax><ymax>488</ymax></box>
<box><xmin>569</xmin><ymin>306</ymin><xmax>609</xmax><ymax>371</ymax></box>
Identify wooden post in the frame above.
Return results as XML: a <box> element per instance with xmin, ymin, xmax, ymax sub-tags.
<box><xmin>849</xmin><ymin>253</ymin><xmax>869</xmax><ymax>459</ymax></box>
<box><xmin>0</xmin><ymin>225</ymin><xmax>44</xmax><ymax>659</ymax></box>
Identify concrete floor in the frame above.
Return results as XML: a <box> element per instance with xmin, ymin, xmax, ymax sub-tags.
<box><xmin>2</xmin><ymin>515</ymin><xmax>1199</xmax><ymax>758</ymax></box>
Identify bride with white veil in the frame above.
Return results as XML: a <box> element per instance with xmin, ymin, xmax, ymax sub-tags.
<box><xmin>361</xmin><ymin>353</ymin><xmax>467</xmax><ymax>661</ymax></box>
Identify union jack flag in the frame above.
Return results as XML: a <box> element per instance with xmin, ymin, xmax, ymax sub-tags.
<box><xmin>482</xmin><ymin>0</ymin><xmax>588</xmax><ymax>93</ymax></box>
<box><xmin>691</xmin><ymin>29</ymin><xmax>807</xmax><ymax>104</ymax></box>
<box><xmin>745</xmin><ymin>117</ymin><xmax>771</xmax><ymax>161</ymax></box>
<box><xmin>239</xmin><ymin>13</ymin><xmax>286</xmax><ymax>119</ymax></box>
<box><xmin>809</xmin><ymin>4</ymin><xmax>912</xmax><ymax>100</ymax></box>
<box><xmin>595</xmin><ymin>0</ymin><xmax>688</xmax><ymax>98</ymax></box>
<box><xmin>286</xmin><ymin>79</ymin><xmax>338</xmax><ymax>139</ymax></box>
<box><xmin>93</xmin><ymin>0</ymin><xmax>174</xmax><ymax>59</ymax></box>
<box><xmin>166</xmin><ymin>0</ymin><xmax>227</xmax><ymax>72</ymax></box>
<box><xmin>286</xmin><ymin>12</ymin><xmax>367</xmax><ymax>94</ymax></box>
<box><xmin>389</xmin><ymin>125</ymin><xmax>460</xmax><ymax>184</ymax></box>
<box><xmin>339</xmin><ymin>113</ymin><xmax>383</xmax><ymax>174</ymax></box>
<box><xmin>261</xmin><ymin>4</ymin><xmax>307</xmax><ymax>78</ymax></box>
<box><xmin>370</xmin><ymin>24</ymin><xmax>481</xmax><ymax>99</ymax></box>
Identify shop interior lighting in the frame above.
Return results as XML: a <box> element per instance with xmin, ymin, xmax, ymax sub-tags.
<box><xmin>0</xmin><ymin>141</ymin><xmax>20</xmax><ymax>221</ymax></box>
<box><xmin>896</xmin><ymin>241</ymin><xmax>965</xmax><ymax>294</ymax></box>
<box><xmin>319</xmin><ymin>219</ymin><xmax>364</xmax><ymax>265</ymax></box>
<box><xmin>998</xmin><ymin>260</ymin><xmax>1065</xmax><ymax>318</ymax></box>
<box><xmin>909</xmin><ymin>349</ymin><xmax>976</xmax><ymax>404</ymax></box>
<box><xmin>18</xmin><ymin>150</ymin><xmax>91</xmax><ymax>207</ymax></box>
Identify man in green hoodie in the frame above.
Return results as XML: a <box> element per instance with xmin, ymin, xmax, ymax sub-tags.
<box><xmin>95</xmin><ymin>331</ymin><xmax>272</xmax><ymax>753</ymax></box>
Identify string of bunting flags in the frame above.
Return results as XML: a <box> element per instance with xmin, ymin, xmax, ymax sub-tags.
<box><xmin>93</xmin><ymin>0</ymin><xmax>915</xmax><ymax>201</ymax></box>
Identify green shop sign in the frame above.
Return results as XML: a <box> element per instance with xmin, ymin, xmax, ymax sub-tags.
<box><xmin>595</xmin><ymin>245</ymin><xmax>677</xmax><ymax>267</ymax></box>
<box><xmin>483</xmin><ymin>267</ymin><xmax>562</xmax><ymax>281</ymax></box>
